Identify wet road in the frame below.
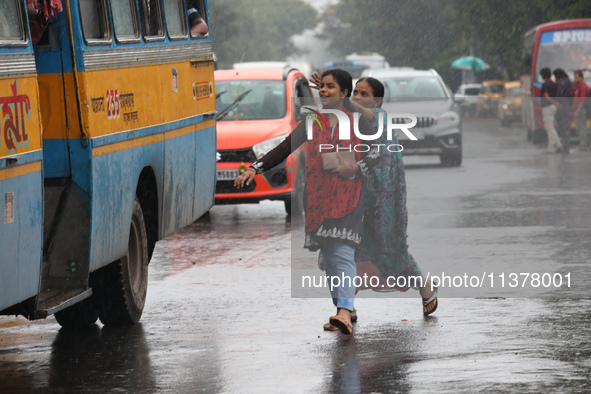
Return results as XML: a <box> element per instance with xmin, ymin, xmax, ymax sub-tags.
<box><xmin>1</xmin><ymin>119</ymin><xmax>591</xmax><ymax>393</ymax></box>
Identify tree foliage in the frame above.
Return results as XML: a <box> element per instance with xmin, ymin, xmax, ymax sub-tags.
<box><xmin>210</xmin><ymin>0</ymin><xmax>318</xmax><ymax>69</ymax></box>
<box><xmin>322</xmin><ymin>0</ymin><xmax>591</xmax><ymax>87</ymax></box>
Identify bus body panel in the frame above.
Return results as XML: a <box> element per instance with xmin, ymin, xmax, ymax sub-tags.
<box><xmin>163</xmin><ymin>129</ymin><xmax>196</xmax><ymax>237</ymax></box>
<box><xmin>0</xmin><ymin>40</ymin><xmax>44</xmax><ymax>311</ymax></box>
<box><xmin>89</xmin><ymin>140</ymin><xmax>164</xmax><ymax>269</ymax></box>
<box><xmin>0</xmin><ymin>159</ymin><xmax>43</xmax><ymax>311</ymax></box>
<box><xmin>79</xmin><ymin>54</ymin><xmax>216</xmax><ymax>263</ymax></box>
<box><xmin>193</xmin><ymin>124</ymin><xmax>216</xmax><ymax>222</ymax></box>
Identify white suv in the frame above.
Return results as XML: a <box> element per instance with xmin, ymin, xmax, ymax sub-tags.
<box><xmin>361</xmin><ymin>68</ymin><xmax>463</xmax><ymax>166</ymax></box>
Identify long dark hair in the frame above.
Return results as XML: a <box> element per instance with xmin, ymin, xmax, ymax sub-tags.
<box><xmin>357</xmin><ymin>77</ymin><xmax>385</xmax><ymax>107</ymax></box>
<box><xmin>322</xmin><ymin>69</ymin><xmax>355</xmax><ymax>112</ymax></box>
<box><xmin>552</xmin><ymin>68</ymin><xmax>568</xmax><ymax>80</ymax></box>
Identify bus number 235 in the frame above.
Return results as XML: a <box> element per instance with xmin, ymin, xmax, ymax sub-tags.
<box><xmin>107</xmin><ymin>90</ymin><xmax>120</xmax><ymax>120</ymax></box>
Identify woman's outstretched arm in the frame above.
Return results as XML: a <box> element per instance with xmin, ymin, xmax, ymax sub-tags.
<box><xmin>234</xmin><ymin>121</ymin><xmax>307</xmax><ymax>188</ymax></box>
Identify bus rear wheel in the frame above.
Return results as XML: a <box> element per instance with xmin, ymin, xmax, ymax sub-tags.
<box><xmin>99</xmin><ymin>198</ymin><xmax>149</xmax><ymax>326</ymax></box>
<box><xmin>54</xmin><ymin>297</ymin><xmax>99</xmax><ymax>328</ymax></box>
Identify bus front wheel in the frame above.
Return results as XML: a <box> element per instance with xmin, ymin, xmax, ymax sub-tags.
<box><xmin>99</xmin><ymin>198</ymin><xmax>149</xmax><ymax>326</ymax></box>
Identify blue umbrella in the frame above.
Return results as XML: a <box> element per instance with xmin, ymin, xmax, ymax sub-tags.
<box><xmin>451</xmin><ymin>56</ymin><xmax>491</xmax><ymax>72</ymax></box>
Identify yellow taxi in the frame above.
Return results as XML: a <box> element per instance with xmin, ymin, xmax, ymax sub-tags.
<box><xmin>498</xmin><ymin>81</ymin><xmax>522</xmax><ymax>126</ymax></box>
<box><xmin>477</xmin><ymin>80</ymin><xmax>505</xmax><ymax>117</ymax></box>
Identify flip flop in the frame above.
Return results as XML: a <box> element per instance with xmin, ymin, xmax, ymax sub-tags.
<box><xmin>350</xmin><ymin>308</ymin><xmax>358</xmax><ymax>322</ymax></box>
<box><xmin>422</xmin><ymin>287</ymin><xmax>438</xmax><ymax>316</ymax></box>
<box><xmin>325</xmin><ymin>308</ymin><xmax>356</xmax><ymax>331</ymax></box>
<box><xmin>329</xmin><ymin>315</ymin><xmax>353</xmax><ymax>335</ymax></box>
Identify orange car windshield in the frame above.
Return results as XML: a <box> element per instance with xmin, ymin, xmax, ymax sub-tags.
<box><xmin>215</xmin><ymin>80</ymin><xmax>287</xmax><ymax>121</ymax></box>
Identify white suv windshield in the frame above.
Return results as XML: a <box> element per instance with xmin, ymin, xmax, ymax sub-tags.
<box><xmin>382</xmin><ymin>77</ymin><xmax>447</xmax><ymax>101</ymax></box>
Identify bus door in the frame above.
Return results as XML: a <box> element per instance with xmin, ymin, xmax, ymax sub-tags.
<box><xmin>33</xmin><ymin>2</ymin><xmax>93</xmax><ymax>317</ymax></box>
<box><xmin>0</xmin><ymin>0</ymin><xmax>44</xmax><ymax>314</ymax></box>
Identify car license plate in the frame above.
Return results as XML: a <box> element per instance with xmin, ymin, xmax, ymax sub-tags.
<box><xmin>217</xmin><ymin>169</ymin><xmax>240</xmax><ymax>181</ymax></box>
<box><xmin>397</xmin><ymin>130</ymin><xmax>425</xmax><ymax>140</ymax></box>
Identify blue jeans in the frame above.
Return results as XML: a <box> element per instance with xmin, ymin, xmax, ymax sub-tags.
<box><xmin>321</xmin><ymin>241</ymin><xmax>356</xmax><ymax>312</ymax></box>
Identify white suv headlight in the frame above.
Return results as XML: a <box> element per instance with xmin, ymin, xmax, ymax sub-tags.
<box><xmin>436</xmin><ymin>111</ymin><xmax>460</xmax><ymax>126</ymax></box>
<box><xmin>252</xmin><ymin>134</ymin><xmax>288</xmax><ymax>160</ymax></box>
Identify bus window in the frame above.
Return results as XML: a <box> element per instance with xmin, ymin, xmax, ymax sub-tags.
<box><xmin>110</xmin><ymin>0</ymin><xmax>140</xmax><ymax>43</ymax></box>
<box><xmin>536</xmin><ymin>30</ymin><xmax>591</xmax><ymax>81</ymax></box>
<box><xmin>138</xmin><ymin>0</ymin><xmax>164</xmax><ymax>41</ymax></box>
<box><xmin>0</xmin><ymin>0</ymin><xmax>26</xmax><ymax>42</ymax></box>
<box><xmin>79</xmin><ymin>0</ymin><xmax>111</xmax><ymax>44</ymax></box>
<box><xmin>163</xmin><ymin>0</ymin><xmax>188</xmax><ymax>39</ymax></box>
<box><xmin>187</xmin><ymin>0</ymin><xmax>209</xmax><ymax>38</ymax></box>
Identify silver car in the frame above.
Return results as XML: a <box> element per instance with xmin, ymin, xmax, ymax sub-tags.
<box><xmin>455</xmin><ymin>83</ymin><xmax>482</xmax><ymax>117</ymax></box>
<box><xmin>361</xmin><ymin>68</ymin><xmax>463</xmax><ymax>166</ymax></box>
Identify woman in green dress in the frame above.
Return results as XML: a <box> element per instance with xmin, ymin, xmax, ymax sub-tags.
<box><xmin>310</xmin><ymin>75</ymin><xmax>438</xmax><ymax>330</ymax></box>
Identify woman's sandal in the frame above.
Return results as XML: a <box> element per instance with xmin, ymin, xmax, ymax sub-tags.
<box><xmin>422</xmin><ymin>287</ymin><xmax>438</xmax><ymax>316</ymax></box>
<box><xmin>329</xmin><ymin>315</ymin><xmax>353</xmax><ymax>335</ymax></box>
<box><xmin>323</xmin><ymin>308</ymin><xmax>357</xmax><ymax>331</ymax></box>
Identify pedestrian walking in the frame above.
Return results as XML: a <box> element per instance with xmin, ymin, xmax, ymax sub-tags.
<box><xmin>349</xmin><ymin>77</ymin><xmax>436</xmax><ymax>314</ymax></box>
<box><xmin>539</xmin><ymin>67</ymin><xmax>562</xmax><ymax>153</ymax></box>
<box><xmin>234</xmin><ymin>69</ymin><xmax>376</xmax><ymax>335</ymax></box>
<box><xmin>308</xmin><ymin>74</ymin><xmax>438</xmax><ymax>333</ymax></box>
<box><xmin>553</xmin><ymin>68</ymin><xmax>572</xmax><ymax>153</ymax></box>
<box><xmin>572</xmin><ymin>69</ymin><xmax>589</xmax><ymax>151</ymax></box>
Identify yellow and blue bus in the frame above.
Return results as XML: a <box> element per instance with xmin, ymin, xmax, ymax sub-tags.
<box><xmin>0</xmin><ymin>0</ymin><xmax>216</xmax><ymax>327</ymax></box>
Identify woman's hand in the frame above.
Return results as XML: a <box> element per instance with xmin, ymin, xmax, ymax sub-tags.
<box><xmin>332</xmin><ymin>155</ymin><xmax>358</xmax><ymax>179</ymax></box>
<box><xmin>309</xmin><ymin>72</ymin><xmax>322</xmax><ymax>90</ymax></box>
<box><xmin>234</xmin><ymin>168</ymin><xmax>257</xmax><ymax>188</ymax></box>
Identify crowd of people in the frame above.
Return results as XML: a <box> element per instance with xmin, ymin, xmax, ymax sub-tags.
<box><xmin>234</xmin><ymin>69</ymin><xmax>437</xmax><ymax>335</ymax></box>
<box><xmin>540</xmin><ymin>68</ymin><xmax>589</xmax><ymax>154</ymax></box>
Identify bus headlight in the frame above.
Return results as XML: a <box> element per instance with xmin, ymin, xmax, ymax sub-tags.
<box><xmin>252</xmin><ymin>134</ymin><xmax>288</xmax><ymax>160</ymax></box>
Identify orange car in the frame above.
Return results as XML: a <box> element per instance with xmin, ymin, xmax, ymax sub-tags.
<box><xmin>214</xmin><ymin>68</ymin><xmax>315</xmax><ymax>215</ymax></box>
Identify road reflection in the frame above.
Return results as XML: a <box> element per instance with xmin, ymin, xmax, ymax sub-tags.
<box><xmin>150</xmin><ymin>201</ymin><xmax>292</xmax><ymax>282</ymax></box>
<box><xmin>321</xmin><ymin>318</ymin><xmax>440</xmax><ymax>393</ymax></box>
<box><xmin>48</xmin><ymin>324</ymin><xmax>156</xmax><ymax>392</ymax></box>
